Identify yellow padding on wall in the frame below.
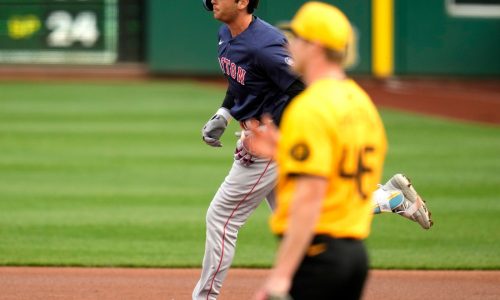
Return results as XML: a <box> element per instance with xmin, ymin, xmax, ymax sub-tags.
<box><xmin>372</xmin><ymin>0</ymin><xmax>394</xmax><ymax>77</ymax></box>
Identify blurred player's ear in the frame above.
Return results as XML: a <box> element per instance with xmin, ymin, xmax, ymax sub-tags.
<box><xmin>343</xmin><ymin>27</ymin><xmax>358</xmax><ymax>69</ymax></box>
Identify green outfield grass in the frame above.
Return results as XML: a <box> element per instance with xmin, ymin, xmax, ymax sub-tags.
<box><xmin>0</xmin><ymin>81</ymin><xmax>499</xmax><ymax>269</ymax></box>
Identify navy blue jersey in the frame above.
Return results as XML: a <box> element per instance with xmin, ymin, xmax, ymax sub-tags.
<box><xmin>217</xmin><ymin>17</ymin><xmax>299</xmax><ymax>124</ymax></box>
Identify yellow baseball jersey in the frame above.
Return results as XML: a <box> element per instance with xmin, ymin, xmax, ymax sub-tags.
<box><xmin>271</xmin><ymin>78</ymin><xmax>387</xmax><ymax>239</ymax></box>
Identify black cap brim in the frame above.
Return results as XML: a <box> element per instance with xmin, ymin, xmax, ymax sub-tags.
<box><xmin>203</xmin><ymin>0</ymin><xmax>213</xmax><ymax>11</ymax></box>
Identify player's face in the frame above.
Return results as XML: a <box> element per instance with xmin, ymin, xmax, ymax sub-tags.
<box><xmin>211</xmin><ymin>0</ymin><xmax>239</xmax><ymax>23</ymax></box>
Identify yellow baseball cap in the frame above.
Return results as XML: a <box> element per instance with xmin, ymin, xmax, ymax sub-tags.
<box><xmin>286</xmin><ymin>1</ymin><xmax>352</xmax><ymax>52</ymax></box>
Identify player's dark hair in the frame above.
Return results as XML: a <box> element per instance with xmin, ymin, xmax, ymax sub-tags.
<box><xmin>236</xmin><ymin>0</ymin><xmax>259</xmax><ymax>14</ymax></box>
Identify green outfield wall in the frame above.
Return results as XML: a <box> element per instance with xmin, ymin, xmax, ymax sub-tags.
<box><xmin>1</xmin><ymin>1</ymin><xmax>498</xmax><ymax>76</ymax></box>
<box><xmin>395</xmin><ymin>0</ymin><xmax>500</xmax><ymax>75</ymax></box>
<box><xmin>147</xmin><ymin>0</ymin><xmax>500</xmax><ymax>76</ymax></box>
<box><xmin>147</xmin><ymin>0</ymin><xmax>372</xmax><ymax>75</ymax></box>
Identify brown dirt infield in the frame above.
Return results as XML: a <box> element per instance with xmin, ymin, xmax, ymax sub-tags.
<box><xmin>356</xmin><ymin>77</ymin><xmax>500</xmax><ymax>125</ymax></box>
<box><xmin>0</xmin><ymin>267</ymin><xmax>499</xmax><ymax>299</ymax></box>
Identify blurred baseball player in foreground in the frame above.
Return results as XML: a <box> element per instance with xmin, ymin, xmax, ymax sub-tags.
<box><xmin>194</xmin><ymin>0</ymin><xmax>433</xmax><ymax>299</ymax></box>
<box><xmin>249</xmin><ymin>2</ymin><xmax>387</xmax><ymax>299</ymax></box>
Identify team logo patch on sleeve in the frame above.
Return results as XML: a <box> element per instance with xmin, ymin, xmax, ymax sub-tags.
<box><xmin>290</xmin><ymin>143</ymin><xmax>310</xmax><ymax>161</ymax></box>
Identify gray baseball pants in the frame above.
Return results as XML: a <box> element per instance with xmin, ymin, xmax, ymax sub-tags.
<box><xmin>192</xmin><ymin>149</ymin><xmax>277</xmax><ymax>300</ymax></box>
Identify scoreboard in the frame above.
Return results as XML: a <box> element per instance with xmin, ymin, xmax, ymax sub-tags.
<box><xmin>0</xmin><ymin>0</ymin><xmax>118</xmax><ymax>64</ymax></box>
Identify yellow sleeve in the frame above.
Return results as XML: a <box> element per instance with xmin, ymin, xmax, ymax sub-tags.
<box><xmin>279</xmin><ymin>101</ymin><xmax>334</xmax><ymax>178</ymax></box>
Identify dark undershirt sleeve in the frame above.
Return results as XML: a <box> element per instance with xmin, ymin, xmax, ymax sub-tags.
<box><xmin>221</xmin><ymin>89</ymin><xmax>235</xmax><ymax>110</ymax></box>
<box><xmin>284</xmin><ymin>79</ymin><xmax>306</xmax><ymax>100</ymax></box>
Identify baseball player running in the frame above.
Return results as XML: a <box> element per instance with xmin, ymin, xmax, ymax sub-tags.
<box><xmin>193</xmin><ymin>1</ymin><xmax>433</xmax><ymax>299</ymax></box>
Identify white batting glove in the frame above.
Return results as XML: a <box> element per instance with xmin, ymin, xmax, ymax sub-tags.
<box><xmin>202</xmin><ymin>108</ymin><xmax>232</xmax><ymax>147</ymax></box>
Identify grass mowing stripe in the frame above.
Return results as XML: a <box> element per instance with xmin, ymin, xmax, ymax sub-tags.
<box><xmin>0</xmin><ymin>81</ymin><xmax>499</xmax><ymax>269</ymax></box>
